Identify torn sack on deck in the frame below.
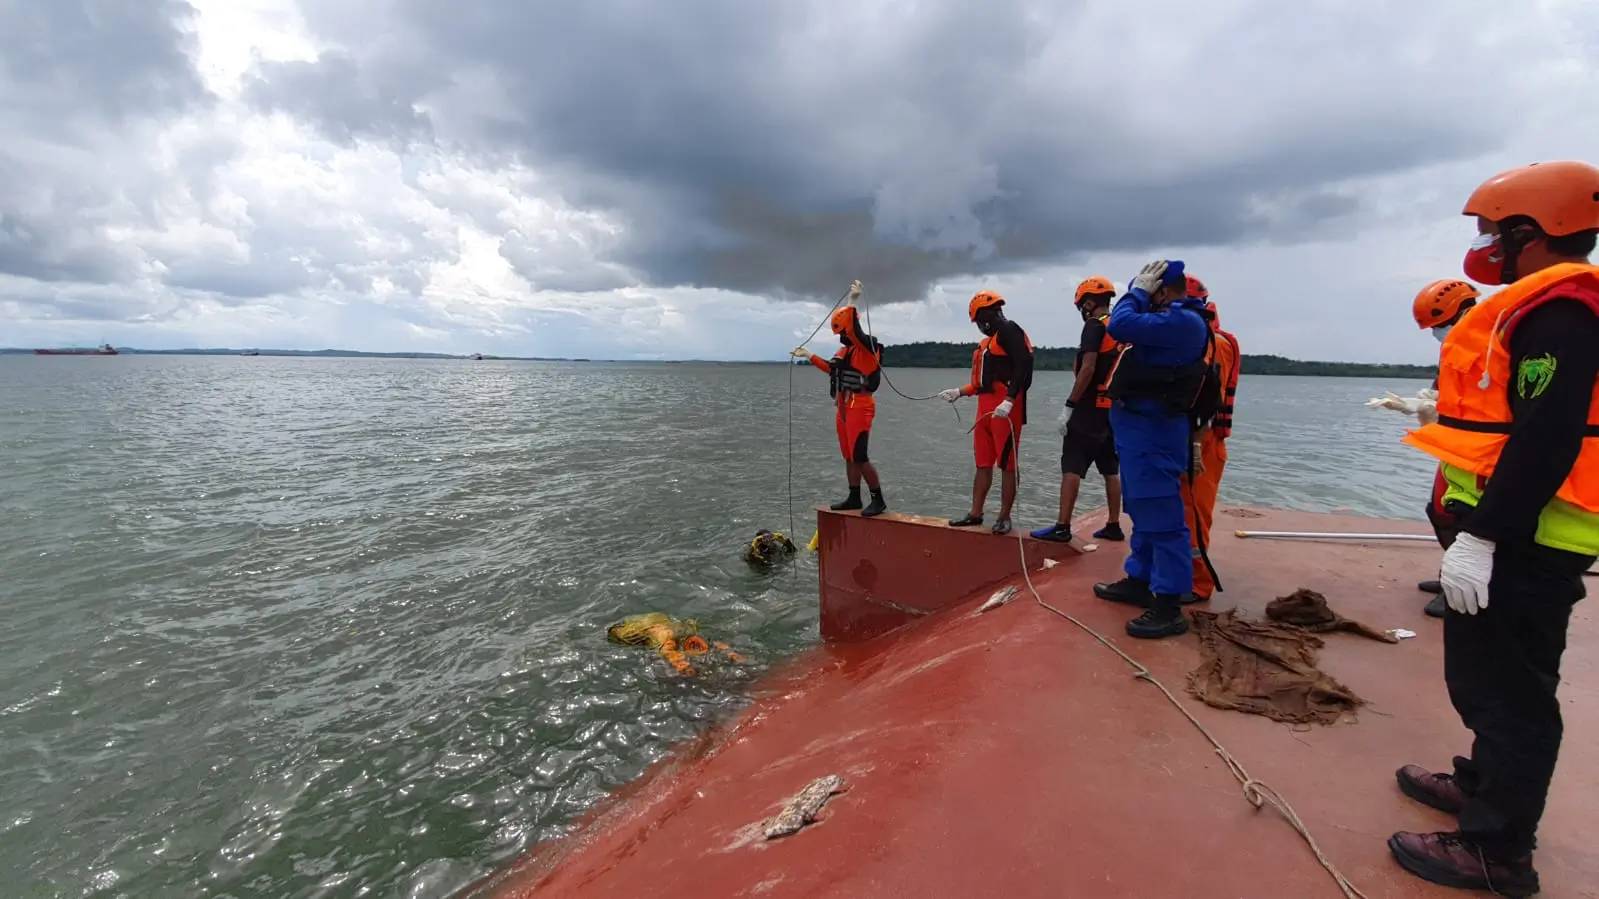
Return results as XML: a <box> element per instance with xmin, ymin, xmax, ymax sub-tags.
<box><xmin>1187</xmin><ymin>609</ymin><xmax>1365</xmax><ymax>726</ymax></box>
<box><xmin>1265</xmin><ymin>588</ymin><xmax>1398</xmax><ymax>644</ymax></box>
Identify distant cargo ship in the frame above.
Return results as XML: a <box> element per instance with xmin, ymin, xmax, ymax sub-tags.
<box><xmin>34</xmin><ymin>344</ymin><xmax>118</xmax><ymax>356</ymax></box>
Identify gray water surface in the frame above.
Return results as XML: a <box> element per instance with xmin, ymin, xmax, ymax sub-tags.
<box><xmin>0</xmin><ymin>356</ymin><xmax>1436</xmax><ymax>898</ymax></box>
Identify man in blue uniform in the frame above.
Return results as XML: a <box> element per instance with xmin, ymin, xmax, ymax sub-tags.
<box><xmin>1091</xmin><ymin>260</ymin><xmax>1214</xmax><ymax>639</ymax></box>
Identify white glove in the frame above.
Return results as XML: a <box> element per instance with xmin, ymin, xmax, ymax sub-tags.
<box><xmin>1418</xmin><ymin>387</ymin><xmax>1439</xmax><ymax>401</ymax></box>
<box><xmin>1417</xmin><ymin>400</ymin><xmax>1439</xmax><ymax>426</ymax></box>
<box><xmin>1366</xmin><ymin>391</ymin><xmax>1423</xmax><ymax>415</ymax></box>
<box><xmin>790</xmin><ymin>346</ymin><xmax>810</xmax><ymax>358</ymax></box>
<box><xmin>1440</xmin><ymin>532</ymin><xmax>1495</xmax><ymax>615</ymax></box>
<box><xmin>846</xmin><ymin>279</ymin><xmax>862</xmax><ymax>303</ymax></box>
<box><xmin>938</xmin><ymin>388</ymin><xmax>962</xmax><ymax>403</ymax></box>
<box><xmin>993</xmin><ymin>399</ymin><xmax>1013</xmax><ymax>419</ymax></box>
<box><xmin>1131</xmin><ymin>259</ymin><xmax>1168</xmax><ymax>294</ymax></box>
<box><xmin>1056</xmin><ymin>406</ymin><xmax>1071</xmax><ymax>436</ymax></box>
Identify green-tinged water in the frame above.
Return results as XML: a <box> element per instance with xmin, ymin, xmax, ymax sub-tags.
<box><xmin>0</xmin><ymin>357</ymin><xmax>1436</xmax><ymax>898</ymax></box>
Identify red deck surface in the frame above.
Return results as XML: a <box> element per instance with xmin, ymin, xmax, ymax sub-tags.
<box><xmin>469</xmin><ymin>507</ymin><xmax>1599</xmax><ymax>899</ymax></box>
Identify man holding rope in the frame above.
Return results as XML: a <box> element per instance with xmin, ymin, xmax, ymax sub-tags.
<box><xmin>939</xmin><ymin>291</ymin><xmax>1034</xmax><ymax>536</ymax></box>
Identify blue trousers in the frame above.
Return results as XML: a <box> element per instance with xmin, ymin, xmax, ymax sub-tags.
<box><xmin>1111</xmin><ymin>404</ymin><xmax>1194</xmax><ymax>596</ymax></box>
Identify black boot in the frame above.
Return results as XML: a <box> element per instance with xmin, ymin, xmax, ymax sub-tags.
<box><xmin>1418</xmin><ymin>579</ymin><xmax>1442</xmax><ymax>594</ymax></box>
<box><xmin>861</xmin><ymin>490</ymin><xmax>887</xmax><ymax>518</ymax></box>
<box><xmin>1126</xmin><ymin>594</ymin><xmax>1189</xmax><ymax>639</ymax></box>
<box><xmin>1093</xmin><ymin>521</ymin><xmax>1126</xmax><ymax>542</ymax></box>
<box><xmin>1093</xmin><ymin>577</ymin><xmax>1152</xmax><ymax>607</ymax></box>
<box><xmin>830</xmin><ymin>488</ymin><xmax>863</xmax><ymax>511</ymax></box>
<box><xmin>1424</xmin><ymin>594</ymin><xmax>1447</xmax><ymax>618</ymax></box>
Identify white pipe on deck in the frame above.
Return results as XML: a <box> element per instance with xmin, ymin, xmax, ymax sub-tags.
<box><xmin>1233</xmin><ymin>530</ymin><xmax>1436</xmax><ymax>542</ymax></box>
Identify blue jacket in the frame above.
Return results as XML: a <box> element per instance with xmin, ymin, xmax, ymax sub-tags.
<box><xmin>1105</xmin><ymin>289</ymin><xmax>1211</xmax><ymax>417</ymax></box>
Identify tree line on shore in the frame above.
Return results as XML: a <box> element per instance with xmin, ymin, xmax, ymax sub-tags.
<box><xmin>881</xmin><ymin>341</ymin><xmax>1436</xmax><ymax>379</ymax></box>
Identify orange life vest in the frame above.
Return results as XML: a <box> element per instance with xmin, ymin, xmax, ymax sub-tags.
<box><xmin>1402</xmin><ymin>261</ymin><xmax>1599</xmax><ymax>512</ymax></box>
<box><xmin>1210</xmin><ymin>329</ymin><xmax>1242</xmax><ymax>438</ymax></box>
<box><xmin>968</xmin><ymin>327</ymin><xmax>1035</xmax><ymax>396</ymax></box>
<box><xmin>1084</xmin><ymin>314</ymin><xmax>1123</xmax><ymax>410</ymax></box>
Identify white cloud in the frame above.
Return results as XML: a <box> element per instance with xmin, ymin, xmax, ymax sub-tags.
<box><xmin>2</xmin><ymin>0</ymin><xmax>1597</xmax><ymax>363</ymax></box>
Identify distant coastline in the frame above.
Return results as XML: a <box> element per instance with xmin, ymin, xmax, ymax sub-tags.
<box><xmin>2</xmin><ymin>343</ymin><xmax>1437</xmax><ymax>378</ymax></box>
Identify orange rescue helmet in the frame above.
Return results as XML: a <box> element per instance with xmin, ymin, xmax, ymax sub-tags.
<box><xmin>1462</xmin><ymin>160</ymin><xmax>1599</xmax><ymax>235</ymax></box>
<box><xmin>969</xmin><ymin>290</ymin><xmax>1004</xmax><ymax>322</ymax></box>
<box><xmin>1412</xmin><ymin>279</ymin><xmax>1480</xmax><ymax>329</ymax></box>
<box><xmin>1073</xmin><ymin>276</ymin><xmax>1115</xmax><ymax>307</ymax></box>
<box><xmin>1185</xmin><ymin>274</ymin><xmax>1209</xmax><ymax>300</ymax></box>
<box><xmin>830</xmin><ymin>305</ymin><xmax>859</xmax><ymax>335</ymax></box>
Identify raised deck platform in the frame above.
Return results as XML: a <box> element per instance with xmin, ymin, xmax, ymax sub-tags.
<box><xmin>469</xmin><ymin>507</ymin><xmax>1599</xmax><ymax>899</ymax></box>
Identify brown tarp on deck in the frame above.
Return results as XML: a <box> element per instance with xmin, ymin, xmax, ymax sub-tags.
<box><xmin>1186</xmin><ymin>608</ymin><xmax>1365</xmax><ymax>726</ymax></box>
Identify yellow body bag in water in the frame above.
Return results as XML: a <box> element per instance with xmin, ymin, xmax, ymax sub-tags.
<box><xmin>605</xmin><ymin>613</ymin><xmax>746</xmax><ymax>676</ymax></box>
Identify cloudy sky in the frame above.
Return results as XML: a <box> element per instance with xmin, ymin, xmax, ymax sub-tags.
<box><xmin>3</xmin><ymin>1</ymin><xmax>1596</xmax><ymax>362</ymax></box>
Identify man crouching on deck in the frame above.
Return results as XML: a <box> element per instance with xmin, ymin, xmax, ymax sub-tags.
<box><xmin>1391</xmin><ymin>159</ymin><xmax>1599</xmax><ymax>896</ymax></box>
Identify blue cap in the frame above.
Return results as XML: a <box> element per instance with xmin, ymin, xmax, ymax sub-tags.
<box><xmin>1161</xmin><ymin>260</ymin><xmax>1186</xmax><ymax>286</ymax></box>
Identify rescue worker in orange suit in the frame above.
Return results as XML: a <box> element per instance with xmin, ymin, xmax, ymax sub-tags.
<box><xmin>1389</xmin><ymin>160</ymin><xmax>1599</xmax><ymax>896</ymax></box>
<box><xmin>1031</xmin><ymin>276</ymin><xmax>1126</xmax><ymax>544</ymax></box>
<box><xmin>1092</xmin><ymin>260</ymin><xmax>1214</xmax><ymax>639</ymax></box>
<box><xmin>938</xmin><ymin>291</ymin><xmax>1034</xmax><ymax>535</ymax></box>
<box><xmin>1410</xmin><ymin>279</ymin><xmax>1480</xmax><ymax>618</ymax></box>
<box><xmin>792</xmin><ymin>288</ymin><xmax>887</xmax><ymax>518</ymax></box>
<box><xmin>1177</xmin><ymin>274</ymin><xmax>1240</xmax><ymax>603</ymax></box>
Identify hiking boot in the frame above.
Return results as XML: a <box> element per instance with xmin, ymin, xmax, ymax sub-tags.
<box><xmin>1093</xmin><ymin>521</ymin><xmax>1126</xmax><ymax>541</ymax></box>
<box><xmin>1419</xmin><ymin>579</ymin><xmax>1443</xmax><ymax>594</ymax></box>
<box><xmin>1179</xmin><ymin>592</ymin><xmax>1207</xmax><ymax>605</ymax></box>
<box><xmin>1093</xmin><ymin>577</ymin><xmax>1152</xmax><ymax>607</ymax></box>
<box><xmin>1126</xmin><ymin>600</ymin><xmax>1189</xmax><ymax>639</ymax></box>
<box><xmin>1396</xmin><ymin>765</ymin><xmax>1467</xmax><ymax>815</ymax></box>
<box><xmin>861</xmin><ymin>492</ymin><xmax>887</xmax><ymax>518</ymax></box>
<box><xmin>1387</xmin><ymin>831</ymin><xmax>1539</xmax><ymax>898</ymax></box>
<box><xmin>1424</xmin><ymin>594</ymin><xmax>1448</xmax><ymax>618</ymax></box>
<box><xmin>830</xmin><ymin>491</ymin><xmax>863</xmax><ymax>511</ymax></box>
<box><xmin>1030</xmin><ymin>522</ymin><xmax>1072</xmax><ymax>542</ymax></box>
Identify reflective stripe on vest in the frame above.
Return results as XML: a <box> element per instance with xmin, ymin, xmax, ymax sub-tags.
<box><xmin>1402</xmin><ymin>261</ymin><xmax>1599</xmax><ymax>554</ymax></box>
<box><xmin>1212</xmin><ymin>329</ymin><xmax>1242</xmax><ymax>438</ymax></box>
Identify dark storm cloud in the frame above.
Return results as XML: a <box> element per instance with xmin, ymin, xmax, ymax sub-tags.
<box><xmin>0</xmin><ymin>0</ymin><xmax>209</xmax><ymax>284</ymax></box>
<box><xmin>245</xmin><ymin>0</ymin><xmax>1518</xmax><ymax>302</ymax></box>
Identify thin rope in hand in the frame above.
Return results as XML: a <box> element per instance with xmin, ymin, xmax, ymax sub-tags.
<box><xmin>861</xmin><ymin>300</ymin><xmax>964</xmax><ymax>426</ymax></box>
<box><xmin>986</xmin><ymin>412</ymin><xmax>1369</xmax><ymax>899</ymax></box>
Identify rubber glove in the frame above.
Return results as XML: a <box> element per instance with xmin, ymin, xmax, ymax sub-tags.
<box><xmin>1056</xmin><ymin>406</ymin><xmax>1071</xmax><ymax>437</ymax></box>
<box><xmin>1131</xmin><ymin>260</ymin><xmax>1168</xmax><ymax>294</ymax></box>
<box><xmin>846</xmin><ymin>280</ymin><xmax>862</xmax><ymax>302</ymax></box>
<box><xmin>993</xmin><ymin>399</ymin><xmax>1013</xmax><ymax>419</ymax></box>
<box><xmin>1439</xmin><ymin>532</ymin><xmax>1494</xmax><ymax>615</ymax></box>
<box><xmin>1367</xmin><ymin>391</ymin><xmax>1422</xmax><ymax>415</ymax></box>
<box><xmin>938</xmin><ymin>388</ymin><xmax>962</xmax><ymax>403</ymax></box>
<box><xmin>790</xmin><ymin>347</ymin><xmax>810</xmax><ymax>358</ymax></box>
<box><xmin>1416</xmin><ymin>387</ymin><xmax>1440</xmax><ymax>426</ymax></box>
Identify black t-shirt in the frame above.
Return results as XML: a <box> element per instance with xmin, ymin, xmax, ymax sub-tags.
<box><xmin>1463</xmin><ymin>297</ymin><xmax>1599</xmax><ymax>556</ymax></box>
<box><xmin>1075</xmin><ymin>318</ymin><xmax>1106</xmax><ymax>374</ymax></box>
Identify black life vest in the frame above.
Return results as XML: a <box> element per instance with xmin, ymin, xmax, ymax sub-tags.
<box><xmin>1106</xmin><ymin>324</ymin><xmax>1222</xmax><ymax>428</ymax></box>
<box><xmin>828</xmin><ymin>340</ymin><xmax>882</xmax><ymax>399</ymax></box>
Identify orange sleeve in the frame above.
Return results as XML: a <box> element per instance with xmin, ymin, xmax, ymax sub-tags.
<box><xmin>808</xmin><ymin>354</ymin><xmax>831</xmax><ymax>373</ymax></box>
<box><xmin>851</xmin><ymin>347</ymin><xmax>881</xmax><ymax>376</ymax></box>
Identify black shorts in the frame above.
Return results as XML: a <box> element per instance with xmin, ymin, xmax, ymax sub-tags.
<box><xmin>1061</xmin><ymin>406</ymin><xmax>1119</xmax><ymax>477</ymax></box>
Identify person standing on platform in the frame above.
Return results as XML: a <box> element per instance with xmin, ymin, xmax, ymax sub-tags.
<box><xmin>939</xmin><ymin>291</ymin><xmax>1035</xmax><ymax>535</ymax></box>
<box><xmin>1390</xmin><ymin>159</ymin><xmax>1599</xmax><ymax>896</ymax></box>
<box><xmin>1177</xmin><ymin>274</ymin><xmax>1240</xmax><ymax>603</ymax></box>
<box><xmin>1032</xmin><ymin>276</ymin><xmax>1126</xmax><ymax>544</ymax></box>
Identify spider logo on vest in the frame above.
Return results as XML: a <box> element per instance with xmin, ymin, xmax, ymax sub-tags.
<box><xmin>1516</xmin><ymin>353</ymin><xmax>1557</xmax><ymax>399</ymax></box>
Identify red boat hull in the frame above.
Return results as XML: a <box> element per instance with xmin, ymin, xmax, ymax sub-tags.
<box><xmin>467</xmin><ymin>507</ymin><xmax>1599</xmax><ymax>899</ymax></box>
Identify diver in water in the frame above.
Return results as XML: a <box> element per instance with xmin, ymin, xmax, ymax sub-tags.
<box><xmin>791</xmin><ymin>281</ymin><xmax>888</xmax><ymax>517</ymax></box>
<box><xmin>744</xmin><ymin>529</ymin><xmax>798</xmax><ymax>567</ymax></box>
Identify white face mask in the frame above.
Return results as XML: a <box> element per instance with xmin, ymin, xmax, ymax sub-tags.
<box><xmin>1432</xmin><ymin>325</ymin><xmax>1453</xmax><ymax>343</ymax></box>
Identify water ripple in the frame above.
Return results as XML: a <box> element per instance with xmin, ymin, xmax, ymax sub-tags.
<box><xmin>0</xmin><ymin>357</ymin><xmax>1432</xmax><ymax>897</ymax></box>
